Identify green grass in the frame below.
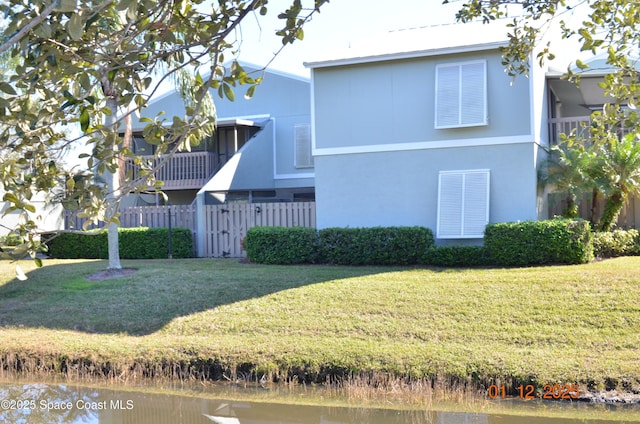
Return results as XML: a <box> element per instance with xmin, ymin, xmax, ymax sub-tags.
<box><xmin>0</xmin><ymin>257</ymin><xmax>639</xmax><ymax>396</ymax></box>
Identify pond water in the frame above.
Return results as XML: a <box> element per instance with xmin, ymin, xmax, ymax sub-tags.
<box><xmin>1</xmin><ymin>382</ymin><xmax>639</xmax><ymax>424</ymax></box>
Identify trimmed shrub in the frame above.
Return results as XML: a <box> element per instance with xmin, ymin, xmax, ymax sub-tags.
<box><xmin>45</xmin><ymin>230</ymin><xmax>107</xmax><ymax>259</ymax></box>
<box><xmin>484</xmin><ymin>219</ymin><xmax>593</xmax><ymax>266</ymax></box>
<box><xmin>47</xmin><ymin>227</ymin><xmax>193</xmax><ymax>259</ymax></box>
<box><xmin>592</xmin><ymin>229</ymin><xmax>640</xmax><ymax>258</ymax></box>
<box><xmin>318</xmin><ymin>226</ymin><xmax>435</xmax><ymax>266</ymax></box>
<box><xmin>119</xmin><ymin>227</ymin><xmax>193</xmax><ymax>259</ymax></box>
<box><xmin>421</xmin><ymin>245</ymin><xmax>492</xmax><ymax>267</ymax></box>
<box><xmin>244</xmin><ymin>226</ymin><xmax>319</xmax><ymax>265</ymax></box>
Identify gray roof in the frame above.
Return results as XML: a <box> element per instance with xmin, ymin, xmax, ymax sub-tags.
<box><xmin>304</xmin><ymin>21</ymin><xmax>512</xmax><ymax>68</ymax></box>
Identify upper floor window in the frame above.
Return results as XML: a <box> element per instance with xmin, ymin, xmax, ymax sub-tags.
<box><xmin>294</xmin><ymin>124</ymin><xmax>313</xmax><ymax>169</ymax></box>
<box><xmin>435</xmin><ymin>61</ymin><xmax>487</xmax><ymax>129</ymax></box>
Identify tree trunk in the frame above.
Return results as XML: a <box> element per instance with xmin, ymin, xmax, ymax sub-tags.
<box><xmin>598</xmin><ymin>190</ymin><xmax>626</xmax><ymax>232</ymax></box>
<box><xmin>107</xmin><ymin>220</ymin><xmax>121</xmax><ymax>270</ymax></box>
<box><xmin>563</xmin><ymin>193</ymin><xmax>578</xmax><ymax>218</ymax></box>
<box><xmin>590</xmin><ymin>189</ymin><xmax>600</xmax><ymax>229</ymax></box>
<box><xmin>105</xmin><ymin>96</ymin><xmax>122</xmax><ymax>270</ymax></box>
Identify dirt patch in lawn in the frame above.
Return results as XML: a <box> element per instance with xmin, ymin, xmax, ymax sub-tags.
<box><xmin>85</xmin><ymin>268</ymin><xmax>137</xmax><ymax>281</ymax></box>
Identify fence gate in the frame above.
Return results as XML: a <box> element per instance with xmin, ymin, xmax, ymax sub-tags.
<box><xmin>201</xmin><ymin>202</ymin><xmax>316</xmax><ymax>258</ymax></box>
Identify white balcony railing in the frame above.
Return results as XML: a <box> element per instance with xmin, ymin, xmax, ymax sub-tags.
<box><xmin>126</xmin><ymin>151</ymin><xmax>217</xmax><ymax>190</ymax></box>
<box><xmin>548</xmin><ymin>116</ymin><xmax>591</xmax><ymax>144</ymax></box>
<box><xmin>549</xmin><ymin>116</ymin><xmax>637</xmax><ymax>144</ymax></box>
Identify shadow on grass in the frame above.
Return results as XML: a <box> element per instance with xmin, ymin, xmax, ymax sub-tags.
<box><xmin>0</xmin><ymin>258</ymin><xmax>400</xmax><ymax>336</ymax></box>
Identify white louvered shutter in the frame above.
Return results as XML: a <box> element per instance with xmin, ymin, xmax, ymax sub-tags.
<box><xmin>460</xmin><ymin>62</ymin><xmax>486</xmax><ymax>126</ymax></box>
<box><xmin>435</xmin><ymin>65</ymin><xmax>460</xmax><ymax>128</ymax></box>
<box><xmin>462</xmin><ymin>170</ymin><xmax>490</xmax><ymax>237</ymax></box>
<box><xmin>437</xmin><ymin>170</ymin><xmax>490</xmax><ymax>238</ymax></box>
<box><xmin>294</xmin><ymin>124</ymin><xmax>313</xmax><ymax>168</ymax></box>
<box><xmin>435</xmin><ymin>61</ymin><xmax>487</xmax><ymax>128</ymax></box>
<box><xmin>437</xmin><ymin>172</ymin><xmax>464</xmax><ymax>238</ymax></box>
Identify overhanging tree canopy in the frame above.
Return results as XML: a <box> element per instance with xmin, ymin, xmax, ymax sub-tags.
<box><xmin>0</xmin><ymin>0</ymin><xmax>328</xmax><ymax>267</ymax></box>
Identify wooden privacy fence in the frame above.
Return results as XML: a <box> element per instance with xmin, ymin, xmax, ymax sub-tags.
<box><xmin>548</xmin><ymin>193</ymin><xmax>640</xmax><ymax>229</ymax></box>
<box><xmin>65</xmin><ymin>205</ymin><xmax>197</xmax><ymax>231</ymax></box>
<box><xmin>200</xmin><ymin>202</ymin><xmax>316</xmax><ymax>258</ymax></box>
<box><xmin>65</xmin><ymin>204</ymin><xmax>198</xmax><ymax>254</ymax></box>
<box><xmin>64</xmin><ymin>202</ymin><xmax>316</xmax><ymax>258</ymax></box>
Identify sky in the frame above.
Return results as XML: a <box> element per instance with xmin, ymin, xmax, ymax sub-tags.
<box><xmin>225</xmin><ymin>0</ymin><xmax>599</xmax><ymax>78</ymax></box>
<box><xmin>227</xmin><ymin>0</ymin><xmax>468</xmax><ymax>77</ymax></box>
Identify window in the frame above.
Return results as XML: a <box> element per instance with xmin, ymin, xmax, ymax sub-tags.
<box><xmin>437</xmin><ymin>170</ymin><xmax>489</xmax><ymax>238</ymax></box>
<box><xmin>435</xmin><ymin>61</ymin><xmax>487</xmax><ymax>129</ymax></box>
<box><xmin>294</xmin><ymin>124</ymin><xmax>313</xmax><ymax>168</ymax></box>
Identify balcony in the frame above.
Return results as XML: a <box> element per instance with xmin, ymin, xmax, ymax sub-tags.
<box><xmin>126</xmin><ymin>151</ymin><xmax>217</xmax><ymax>190</ymax></box>
<box><xmin>548</xmin><ymin>117</ymin><xmax>591</xmax><ymax>144</ymax></box>
<box><xmin>549</xmin><ymin>116</ymin><xmax>636</xmax><ymax>145</ymax></box>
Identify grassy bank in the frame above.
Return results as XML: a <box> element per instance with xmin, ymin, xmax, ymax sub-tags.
<box><xmin>0</xmin><ymin>257</ymin><xmax>639</xmax><ymax>397</ymax></box>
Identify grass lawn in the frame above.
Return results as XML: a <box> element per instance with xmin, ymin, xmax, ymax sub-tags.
<box><xmin>0</xmin><ymin>257</ymin><xmax>639</xmax><ymax>396</ymax></box>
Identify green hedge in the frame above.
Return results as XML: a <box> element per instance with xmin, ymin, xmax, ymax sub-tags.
<box><xmin>47</xmin><ymin>227</ymin><xmax>193</xmax><ymax>259</ymax></box>
<box><xmin>484</xmin><ymin>219</ymin><xmax>593</xmax><ymax>266</ymax></box>
<box><xmin>421</xmin><ymin>245</ymin><xmax>492</xmax><ymax>268</ymax></box>
<box><xmin>592</xmin><ymin>229</ymin><xmax>640</xmax><ymax>258</ymax></box>
<box><xmin>244</xmin><ymin>226</ymin><xmax>319</xmax><ymax>265</ymax></box>
<box><xmin>245</xmin><ymin>226</ymin><xmax>434</xmax><ymax>266</ymax></box>
<box><xmin>318</xmin><ymin>226</ymin><xmax>434</xmax><ymax>265</ymax></box>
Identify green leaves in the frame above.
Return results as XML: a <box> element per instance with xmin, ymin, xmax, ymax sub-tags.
<box><xmin>575</xmin><ymin>59</ymin><xmax>589</xmax><ymax>70</ymax></box>
<box><xmin>79</xmin><ymin>108</ymin><xmax>90</xmax><ymax>132</ymax></box>
<box><xmin>68</xmin><ymin>13</ymin><xmax>84</xmax><ymax>41</ymax></box>
<box><xmin>276</xmin><ymin>0</ymin><xmax>328</xmax><ymax>45</ymax></box>
<box><xmin>0</xmin><ymin>82</ymin><xmax>17</xmax><ymax>95</ymax></box>
<box><xmin>222</xmin><ymin>83</ymin><xmax>235</xmax><ymax>101</ymax></box>
<box><xmin>244</xmin><ymin>84</ymin><xmax>257</xmax><ymax>100</ymax></box>
<box><xmin>56</xmin><ymin>0</ymin><xmax>77</xmax><ymax>13</ymax></box>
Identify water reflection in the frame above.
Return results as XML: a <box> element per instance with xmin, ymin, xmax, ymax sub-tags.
<box><xmin>0</xmin><ymin>383</ymin><xmax>637</xmax><ymax>424</ymax></box>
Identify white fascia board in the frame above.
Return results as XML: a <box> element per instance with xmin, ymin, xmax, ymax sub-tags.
<box><xmin>304</xmin><ymin>41</ymin><xmax>508</xmax><ymax>69</ymax></box>
<box><xmin>131</xmin><ymin>115</ymin><xmax>270</xmax><ymax>133</ymax></box>
<box><xmin>217</xmin><ymin>116</ymin><xmax>269</xmax><ymax>127</ymax></box>
<box><xmin>313</xmin><ymin>135</ymin><xmax>536</xmax><ymax>157</ymax></box>
<box><xmin>273</xmin><ymin>173</ymin><xmax>315</xmax><ymax>180</ymax></box>
<box><xmin>310</xmin><ymin>70</ymin><xmax>318</xmax><ymax>153</ymax></box>
<box><xmin>232</xmin><ymin>60</ymin><xmax>310</xmax><ymax>83</ymax></box>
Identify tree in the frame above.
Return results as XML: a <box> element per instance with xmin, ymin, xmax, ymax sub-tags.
<box><xmin>590</xmin><ymin>132</ymin><xmax>640</xmax><ymax>231</ymax></box>
<box><xmin>541</xmin><ymin>141</ymin><xmax>593</xmax><ymax>218</ymax></box>
<box><xmin>0</xmin><ymin>0</ymin><xmax>328</xmax><ymax>269</ymax></box>
<box><xmin>448</xmin><ymin>0</ymin><xmax>640</xmax><ymax>230</ymax></box>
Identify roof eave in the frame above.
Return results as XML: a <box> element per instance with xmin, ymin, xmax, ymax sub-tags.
<box><xmin>304</xmin><ymin>40</ymin><xmax>509</xmax><ymax>69</ymax></box>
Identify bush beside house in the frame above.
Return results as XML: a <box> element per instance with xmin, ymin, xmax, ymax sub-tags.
<box><xmin>246</xmin><ymin>220</ymin><xmax>600</xmax><ymax>267</ymax></box>
<box><xmin>592</xmin><ymin>229</ymin><xmax>640</xmax><ymax>258</ymax></box>
<box><xmin>421</xmin><ymin>245</ymin><xmax>492</xmax><ymax>267</ymax></box>
<box><xmin>46</xmin><ymin>221</ymin><xmax>640</xmax><ymax>265</ymax></box>
<box><xmin>484</xmin><ymin>220</ymin><xmax>593</xmax><ymax>266</ymax></box>
<box><xmin>243</xmin><ymin>226</ymin><xmax>319</xmax><ymax>265</ymax></box>
<box><xmin>318</xmin><ymin>227</ymin><xmax>434</xmax><ymax>265</ymax></box>
<box><xmin>47</xmin><ymin>227</ymin><xmax>193</xmax><ymax>259</ymax></box>
<box><xmin>245</xmin><ymin>226</ymin><xmax>435</xmax><ymax>265</ymax></box>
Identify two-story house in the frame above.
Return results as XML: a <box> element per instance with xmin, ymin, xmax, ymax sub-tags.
<box><xmin>305</xmin><ymin>23</ymin><xmax>550</xmax><ymax>244</ymax></box>
<box><xmin>125</xmin><ymin>63</ymin><xmax>315</xmax><ymax>207</ymax></box>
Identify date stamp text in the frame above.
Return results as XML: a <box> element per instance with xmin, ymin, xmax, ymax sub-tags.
<box><xmin>487</xmin><ymin>384</ymin><xmax>580</xmax><ymax>400</ymax></box>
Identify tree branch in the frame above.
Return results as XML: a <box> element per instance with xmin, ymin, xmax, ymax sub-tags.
<box><xmin>0</xmin><ymin>1</ymin><xmax>60</xmax><ymax>55</ymax></box>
